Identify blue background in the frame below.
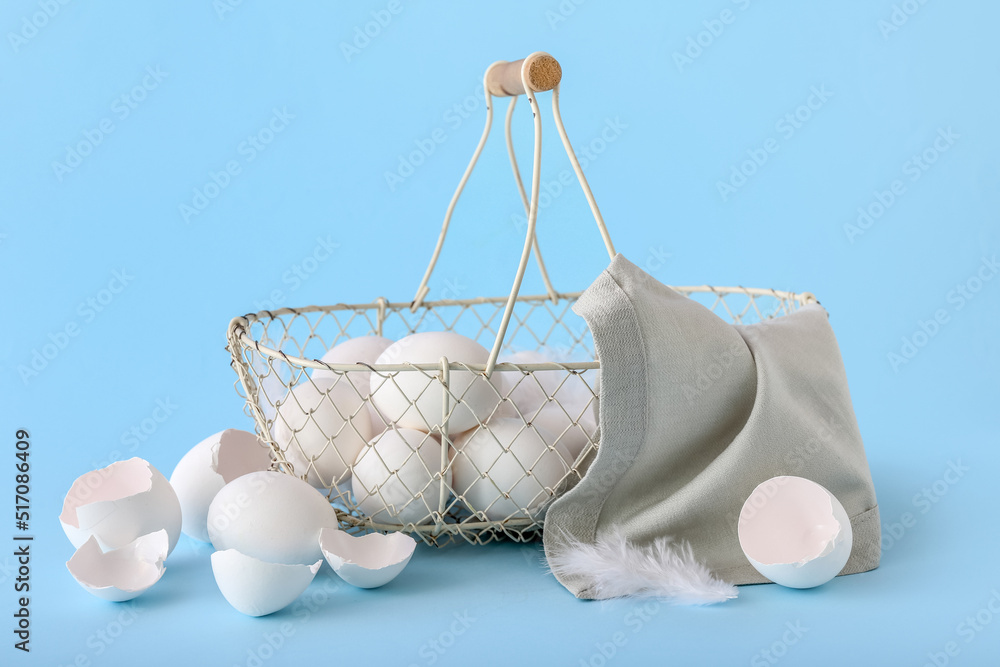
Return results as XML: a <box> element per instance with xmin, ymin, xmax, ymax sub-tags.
<box><xmin>2</xmin><ymin>1</ymin><xmax>998</xmax><ymax>665</ymax></box>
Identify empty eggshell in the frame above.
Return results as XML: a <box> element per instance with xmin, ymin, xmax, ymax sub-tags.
<box><xmin>211</xmin><ymin>549</ymin><xmax>322</xmax><ymax>617</ymax></box>
<box><xmin>352</xmin><ymin>428</ymin><xmax>450</xmax><ymax>526</ymax></box>
<box><xmin>274</xmin><ymin>377</ymin><xmax>375</xmax><ymax>487</ymax></box>
<box><xmin>60</xmin><ymin>457</ymin><xmax>183</xmax><ymax>556</ymax></box>
<box><xmin>453</xmin><ymin>418</ymin><xmax>570</xmax><ymax>521</ymax></box>
<box><xmin>66</xmin><ymin>529</ymin><xmax>169</xmax><ymax>602</ymax></box>
<box><xmin>169</xmin><ymin>429</ymin><xmax>273</xmax><ymax>542</ymax></box>
<box><xmin>319</xmin><ymin>527</ymin><xmax>416</xmax><ymax>589</ymax></box>
<box><xmin>369</xmin><ymin>332</ymin><xmax>502</xmax><ymax>434</ymax></box>
<box><xmin>207</xmin><ymin>471</ymin><xmax>338</xmax><ymax>565</ymax></box>
<box><xmin>738</xmin><ymin>476</ymin><xmax>853</xmax><ymax>589</ymax></box>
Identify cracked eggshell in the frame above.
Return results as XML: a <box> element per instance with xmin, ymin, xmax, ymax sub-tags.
<box><xmin>738</xmin><ymin>476</ymin><xmax>853</xmax><ymax>589</ymax></box>
<box><xmin>207</xmin><ymin>471</ymin><xmax>338</xmax><ymax>565</ymax></box>
<box><xmin>169</xmin><ymin>429</ymin><xmax>273</xmax><ymax>542</ymax></box>
<box><xmin>274</xmin><ymin>377</ymin><xmax>374</xmax><ymax>487</ymax></box>
<box><xmin>66</xmin><ymin>530</ymin><xmax>168</xmax><ymax>602</ymax></box>
<box><xmin>370</xmin><ymin>332</ymin><xmax>502</xmax><ymax>434</ymax></box>
<box><xmin>319</xmin><ymin>527</ymin><xmax>416</xmax><ymax>589</ymax></box>
<box><xmin>60</xmin><ymin>458</ymin><xmax>182</xmax><ymax>556</ymax></box>
<box><xmin>453</xmin><ymin>418</ymin><xmax>570</xmax><ymax>521</ymax></box>
<box><xmin>352</xmin><ymin>428</ymin><xmax>450</xmax><ymax>526</ymax></box>
<box><xmin>211</xmin><ymin>549</ymin><xmax>322</xmax><ymax>617</ymax></box>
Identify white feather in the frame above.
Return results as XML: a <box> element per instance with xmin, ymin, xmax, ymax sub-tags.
<box><xmin>546</xmin><ymin>528</ymin><xmax>737</xmax><ymax>605</ymax></box>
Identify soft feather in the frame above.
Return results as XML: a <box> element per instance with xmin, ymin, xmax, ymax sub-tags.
<box><xmin>545</xmin><ymin>528</ymin><xmax>737</xmax><ymax>605</ymax></box>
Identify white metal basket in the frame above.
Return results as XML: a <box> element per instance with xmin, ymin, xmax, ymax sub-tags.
<box><xmin>226</xmin><ymin>53</ymin><xmax>817</xmax><ymax>546</ymax></box>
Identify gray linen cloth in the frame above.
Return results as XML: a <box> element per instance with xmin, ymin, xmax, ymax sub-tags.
<box><xmin>544</xmin><ymin>254</ymin><xmax>880</xmax><ymax>598</ymax></box>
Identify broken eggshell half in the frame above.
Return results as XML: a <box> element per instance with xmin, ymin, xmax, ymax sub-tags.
<box><xmin>738</xmin><ymin>476</ymin><xmax>853</xmax><ymax>589</ymax></box>
<box><xmin>169</xmin><ymin>429</ymin><xmax>273</xmax><ymax>542</ymax></box>
<box><xmin>211</xmin><ymin>549</ymin><xmax>322</xmax><ymax>617</ymax></box>
<box><xmin>66</xmin><ymin>529</ymin><xmax>169</xmax><ymax>601</ymax></box>
<box><xmin>60</xmin><ymin>458</ymin><xmax>183</xmax><ymax>556</ymax></box>
<box><xmin>319</xmin><ymin>527</ymin><xmax>416</xmax><ymax>589</ymax></box>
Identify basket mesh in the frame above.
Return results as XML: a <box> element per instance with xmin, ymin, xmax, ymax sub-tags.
<box><xmin>228</xmin><ymin>288</ymin><xmax>808</xmax><ymax>546</ymax></box>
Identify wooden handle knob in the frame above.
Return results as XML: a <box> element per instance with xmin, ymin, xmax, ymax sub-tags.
<box><xmin>486</xmin><ymin>53</ymin><xmax>562</xmax><ymax>97</ymax></box>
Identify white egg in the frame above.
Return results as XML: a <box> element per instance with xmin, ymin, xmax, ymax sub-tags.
<box><xmin>314</xmin><ymin>336</ymin><xmax>394</xmax><ymax>429</ymax></box>
<box><xmin>60</xmin><ymin>457</ymin><xmax>182</xmax><ymax>556</ymax></box>
<box><xmin>211</xmin><ymin>549</ymin><xmax>322</xmax><ymax>617</ymax></box>
<box><xmin>738</xmin><ymin>476</ymin><xmax>853</xmax><ymax>589</ymax></box>
<box><xmin>66</xmin><ymin>530</ymin><xmax>169</xmax><ymax>602</ymax></box>
<box><xmin>369</xmin><ymin>332</ymin><xmax>502</xmax><ymax>434</ymax></box>
<box><xmin>319</xmin><ymin>527</ymin><xmax>416</xmax><ymax>589</ymax></box>
<box><xmin>207</xmin><ymin>471</ymin><xmax>338</xmax><ymax>565</ymax></box>
<box><xmin>502</xmin><ymin>350</ymin><xmax>565</xmax><ymax>411</ymax></box>
<box><xmin>500</xmin><ymin>351</ymin><xmax>600</xmax><ymax>463</ymax></box>
<box><xmin>453</xmin><ymin>418</ymin><xmax>570</xmax><ymax>521</ymax></box>
<box><xmin>274</xmin><ymin>377</ymin><xmax>375</xmax><ymax>487</ymax></box>
<box><xmin>352</xmin><ymin>427</ymin><xmax>450</xmax><ymax>526</ymax></box>
<box><xmin>169</xmin><ymin>429</ymin><xmax>273</xmax><ymax>542</ymax></box>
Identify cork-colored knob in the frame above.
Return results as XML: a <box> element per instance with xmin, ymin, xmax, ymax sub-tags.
<box><xmin>486</xmin><ymin>53</ymin><xmax>562</xmax><ymax>97</ymax></box>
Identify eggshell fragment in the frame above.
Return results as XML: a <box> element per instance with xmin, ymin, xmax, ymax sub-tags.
<box><xmin>207</xmin><ymin>471</ymin><xmax>338</xmax><ymax>565</ymax></box>
<box><xmin>352</xmin><ymin>428</ymin><xmax>450</xmax><ymax>526</ymax></box>
<box><xmin>274</xmin><ymin>377</ymin><xmax>375</xmax><ymax>487</ymax></box>
<box><xmin>453</xmin><ymin>418</ymin><xmax>570</xmax><ymax>520</ymax></box>
<box><xmin>60</xmin><ymin>458</ymin><xmax>182</xmax><ymax>556</ymax></box>
<box><xmin>319</xmin><ymin>527</ymin><xmax>416</xmax><ymax>589</ymax></box>
<box><xmin>169</xmin><ymin>429</ymin><xmax>273</xmax><ymax>542</ymax></box>
<box><xmin>370</xmin><ymin>332</ymin><xmax>502</xmax><ymax>434</ymax></box>
<box><xmin>66</xmin><ymin>530</ymin><xmax>168</xmax><ymax>602</ymax></box>
<box><xmin>211</xmin><ymin>549</ymin><xmax>322</xmax><ymax>617</ymax></box>
<box><xmin>738</xmin><ymin>476</ymin><xmax>853</xmax><ymax>589</ymax></box>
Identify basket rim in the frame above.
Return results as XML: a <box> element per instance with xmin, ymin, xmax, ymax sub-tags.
<box><xmin>226</xmin><ymin>286</ymin><xmax>816</xmax><ymax>373</ymax></box>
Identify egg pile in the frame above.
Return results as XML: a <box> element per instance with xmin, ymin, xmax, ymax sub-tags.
<box><xmin>292</xmin><ymin>332</ymin><xmax>599</xmax><ymax>525</ymax></box>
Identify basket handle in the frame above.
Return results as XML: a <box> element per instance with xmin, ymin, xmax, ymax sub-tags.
<box><xmin>486</xmin><ymin>53</ymin><xmax>562</xmax><ymax>96</ymax></box>
<box><xmin>410</xmin><ymin>52</ymin><xmax>616</xmax><ymax>377</ymax></box>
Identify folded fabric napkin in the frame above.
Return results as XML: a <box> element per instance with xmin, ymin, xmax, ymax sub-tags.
<box><xmin>543</xmin><ymin>255</ymin><xmax>879</xmax><ymax>602</ymax></box>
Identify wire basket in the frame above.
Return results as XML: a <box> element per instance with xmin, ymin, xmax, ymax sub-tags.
<box><xmin>226</xmin><ymin>53</ymin><xmax>818</xmax><ymax>546</ymax></box>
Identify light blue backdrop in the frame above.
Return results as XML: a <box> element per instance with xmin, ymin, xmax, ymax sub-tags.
<box><xmin>1</xmin><ymin>2</ymin><xmax>998</xmax><ymax>666</ymax></box>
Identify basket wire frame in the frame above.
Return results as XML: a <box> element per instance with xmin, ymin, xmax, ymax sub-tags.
<box><xmin>227</xmin><ymin>288</ymin><xmax>813</xmax><ymax>547</ymax></box>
